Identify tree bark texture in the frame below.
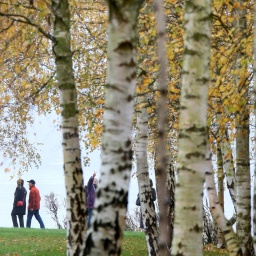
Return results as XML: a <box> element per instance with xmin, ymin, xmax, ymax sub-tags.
<box><xmin>171</xmin><ymin>1</ymin><xmax>212</xmax><ymax>255</ymax></box>
<box><xmin>234</xmin><ymin>1</ymin><xmax>252</xmax><ymax>254</ymax></box>
<box><xmin>135</xmin><ymin>96</ymin><xmax>159</xmax><ymax>256</ymax></box>
<box><xmin>216</xmin><ymin>144</ymin><xmax>225</xmax><ymax>248</ymax></box>
<box><xmin>153</xmin><ymin>0</ymin><xmax>171</xmax><ymax>254</ymax></box>
<box><xmin>52</xmin><ymin>0</ymin><xmax>86</xmax><ymax>255</ymax></box>
<box><xmin>205</xmin><ymin>147</ymin><xmax>242</xmax><ymax>256</ymax></box>
<box><xmin>220</xmin><ymin>131</ymin><xmax>237</xmax><ymax>212</ymax></box>
<box><xmin>253</xmin><ymin>0</ymin><xmax>256</xmax><ymax>251</ymax></box>
<box><xmin>84</xmin><ymin>1</ymin><xmax>143</xmax><ymax>255</ymax></box>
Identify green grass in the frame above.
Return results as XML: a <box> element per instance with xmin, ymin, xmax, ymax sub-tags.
<box><xmin>0</xmin><ymin>228</ymin><xmax>228</xmax><ymax>256</ymax></box>
<box><xmin>0</xmin><ymin>228</ymin><xmax>66</xmax><ymax>256</ymax></box>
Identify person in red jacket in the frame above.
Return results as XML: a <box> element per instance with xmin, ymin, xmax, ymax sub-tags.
<box><xmin>26</xmin><ymin>179</ymin><xmax>45</xmax><ymax>229</ymax></box>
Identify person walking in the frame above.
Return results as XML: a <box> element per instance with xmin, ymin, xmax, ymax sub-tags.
<box><xmin>26</xmin><ymin>179</ymin><xmax>45</xmax><ymax>229</ymax></box>
<box><xmin>11</xmin><ymin>179</ymin><xmax>27</xmax><ymax>228</ymax></box>
<box><xmin>86</xmin><ymin>171</ymin><xmax>98</xmax><ymax>228</ymax></box>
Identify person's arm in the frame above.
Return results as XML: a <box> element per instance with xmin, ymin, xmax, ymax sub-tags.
<box><xmin>87</xmin><ymin>172</ymin><xmax>97</xmax><ymax>191</ymax></box>
<box><xmin>30</xmin><ymin>189</ymin><xmax>36</xmax><ymax>210</ymax></box>
<box><xmin>13</xmin><ymin>188</ymin><xmax>19</xmax><ymax>205</ymax></box>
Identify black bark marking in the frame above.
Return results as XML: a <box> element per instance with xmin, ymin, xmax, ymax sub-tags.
<box><xmin>192</xmin><ymin>32</ymin><xmax>209</xmax><ymax>41</ymax></box>
<box><xmin>178</xmin><ymin>242</ymin><xmax>183</xmax><ymax>248</ymax></box>
<box><xmin>126</xmin><ymin>139</ymin><xmax>131</xmax><ymax>147</ymax></box>
<box><xmin>186</xmin><ymin>125</ymin><xmax>205</xmax><ymax>132</ymax></box>
<box><xmin>186</xmin><ymin>152</ymin><xmax>205</xmax><ymax>159</ymax></box>
<box><xmin>61</xmin><ymin>103</ymin><xmax>78</xmax><ymax>119</ymax></box>
<box><xmin>117</xmin><ymin>41</ymin><xmax>133</xmax><ymax>51</ymax></box>
<box><xmin>127</xmin><ymin>95</ymin><xmax>133</xmax><ymax>102</ymax></box>
<box><xmin>184</xmin><ymin>47</ymin><xmax>198</xmax><ymax>56</ymax></box>
<box><xmin>84</xmin><ymin>232</ymin><xmax>94</xmax><ymax>255</ymax></box>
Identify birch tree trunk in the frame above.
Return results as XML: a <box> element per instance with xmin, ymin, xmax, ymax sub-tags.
<box><xmin>234</xmin><ymin>1</ymin><xmax>252</xmax><ymax>254</ymax></box>
<box><xmin>153</xmin><ymin>0</ymin><xmax>170</xmax><ymax>254</ymax></box>
<box><xmin>205</xmin><ymin>147</ymin><xmax>242</xmax><ymax>256</ymax></box>
<box><xmin>171</xmin><ymin>0</ymin><xmax>212</xmax><ymax>255</ymax></box>
<box><xmin>52</xmin><ymin>0</ymin><xmax>86</xmax><ymax>255</ymax></box>
<box><xmin>84</xmin><ymin>1</ymin><xmax>143</xmax><ymax>255</ymax></box>
<box><xmin>216</xmin><ymin>144</ymin><xmax>225</xmax><ymax>248</ymax></box>
<box><xmin>135</xmin><ymin>96</ymin><xmax>159</xmax><ymax>255</ymax></box>
<box><xmin>220</xmin><ymin>131</ymin><xmax>237</xmax><ymax>212</ymax></box>
<box><xmin>253</xmin><ymin>0</ymin><xmax>256</xmax><ymax>251</ymax></box>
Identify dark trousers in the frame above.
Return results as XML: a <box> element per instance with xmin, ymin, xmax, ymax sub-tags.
<box><xmin>87</xmin><ymin>208</ymin><xmax>93</xmax><ymax>228</ymax></box>
<box><xmin>11</xmin><ymin>214</ymin><xmax>24</xmax><ymax>228</ymax></box>
<box><xmin>26</xmin><ymin>210</ymin><xmax>45</xmax><ymax>229</ymax></box>
<box><xmin>140</xmin><ymin>208</ymin><xmax>144</xmax><ymax>229</ymax></box>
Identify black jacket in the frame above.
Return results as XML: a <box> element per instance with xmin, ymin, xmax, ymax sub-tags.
<box><xmin>136</xmin><ymin>187</ymin><xmax>156</xmax><ymax>206</ymax></box>
<box><xmin>11</xmin><ymin>186</ymin><xmax>27</xmax><ymax>215</ymax></box>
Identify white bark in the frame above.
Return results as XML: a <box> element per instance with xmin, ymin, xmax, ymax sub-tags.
<box><xmin>234</xmin><ymin>0</ymin><xmax>252</xmax><ymax>253</ymax></box>
<box><xmin>84</xmin><ymin>1</ymin><xmax>143</xmax><ymax>255</ymax></box>
<box><xmin>220</xmin><ymin>132</ymin><xmax>237</xmax><ymax>212</ymax></box>
<box><xmin>171</xmin><ymin>1</ymin><xmax>212</xmax><ymax>255</ymax></box>
<box><xmin>253</xmin><ymin>0</ymin><xmax>256</xmax><ymax>251</ymax></box>
<box><xmin>52</xmin><ymin>0</ymin><xmax>86</xmax><ymax>255</ymax></box>
<box><xmin>205</xmin><ymin>148</ymin><xmax>241</xmax><ymax>256</ymax></box>
<box><xmin>135</xmin><ymin>97</ymin><xmax>159</xmax><ymax>255</ymax></box>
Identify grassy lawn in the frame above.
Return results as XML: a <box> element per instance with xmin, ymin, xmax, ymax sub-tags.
<box><xmin>0</xmin><ymin>228</ymin><xmax>228</xmax><ymax>255</ymax></box>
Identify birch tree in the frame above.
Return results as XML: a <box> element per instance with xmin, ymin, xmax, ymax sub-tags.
<box><xmin>172</xmin><ymin>0</ymin><xmax>212</xmax><ymax>255</ymax></box>
<box><xmin>253</xmin><ymin>0</ymin><xmax>256</xmax><ymax>251</ymax></box>
<box><xmin>135</xmin><ymin>92</ymin><xmax>159</xmax><ymax>255</ymax></box>
<box><xmin>216</xmin><ymin>144</ymin><xmax>225</xmax><ymax>248</ymax></box>
<box><xmin>205</xmin><ymin>147</ymin><xmax>242</xmax><ymax>256</ymax></box>
<box><xmin>233</xmin><ymin>1</ymin><xmax>252</xmax><ymax>254</ymax></box>
<box><xmin>153</xmin><ymin>0</ymin><xmax>170</xmax><ymax>254</ymax></box>
<box><xmin>52</xmin><ymin>0</ymin><xmax>86</xmax><ymax>255</ymax></box>
<box><xmin>84</xmin><ymin>0</ymin><xmax>144</xmax><ymax>255</ymax></box>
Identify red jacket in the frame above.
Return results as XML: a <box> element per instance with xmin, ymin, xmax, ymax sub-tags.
<box><xmin>28</xmin><ymin>186</ymin><xmax>41</xmax><ymax>210</ymax></box>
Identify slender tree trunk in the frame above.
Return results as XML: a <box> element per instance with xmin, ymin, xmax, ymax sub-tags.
<box><xmin>84</xmin><ymin>1</ymin><xmax>143</xmax><ymax>255</ymax></box>
<box><xmin>51</xmin><ymin>0</ymin><xmax>86</xmax><ymax>255</ymax></box>
<box><xmin>135</xmin><ymin>95</ymin><xmax>159</xmax><ymax>255</ymax></box>
<box><xmin>220</xmin><ymin>130</ymin><xmax>237</xmax><ymax>212</ymax></box>
<box><xmin>253</xmin><ymin>0</ymin><xmax>256</xmax><ymax>251</ymax></box>
<box><xmin>171</xmin><ymin>0</ymin><xmax>212</xmax><ymax>255</ymax></box>
<box><xmin>166</xmin><ymin>159</ymin><xmax>175</xmax><ymax>251</ymax></box>
<box><xmin>216</xmin><ymin>144</ymin><xmax>225</xmax><ymax>248</ymax></box>
<box><xmin>234</xmin><ymin>1</ymin><xmax>252</xmax><ymax>254</ymax></box>
<box><xmin>205</xmin><ymin>147</ymin><xmax>242</xmax><ymax>256</ymax></box>
<box><xmin>153</xmin><ymin>0</ymin><xmax>170</xmax><ymax>254</ymax></box>
<box><xmin>236</xmin><ymin>98</ymin><xmax>252</xmax><ymax>256</ymax></box>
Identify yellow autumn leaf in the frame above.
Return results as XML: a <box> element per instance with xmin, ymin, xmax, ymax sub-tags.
<box><xmin>90</xmin><ymin>137</ymin><xmax>99</xmax><ymax>148</ymax></box>
<box><xmin>94</xmin><ymin>123</ymin><xmax>103</xmax><ymax>134</ymax></box>
<box><xmin>96</xmin><ymin>99</ymin><xmax>105</xmax><ymax>104</ymax></box>
<box><xmin>218</xmin><ymin>56</ymin><xmax>227</xmax><ymax>66</ymax></box>
<box><xmin>5</xmin><ymin>168</ymin><xmax>11</xmax><ymax>173</ymax></box>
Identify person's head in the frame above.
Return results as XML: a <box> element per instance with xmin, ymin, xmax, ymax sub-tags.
<box><xmin>27</xmin><ymin>179</ymin><xmax>36</xmax><ymax>188</ymax></box>
<box><xmin>17</xmin><ymin>179</ymin><xmax>24</xmax><ymax>187</ymax></box>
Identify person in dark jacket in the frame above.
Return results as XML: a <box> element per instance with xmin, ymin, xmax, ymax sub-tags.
<box><xmin>26</xmin><ymin>179</ymin><xmax>45</xmax><ymax>229</ymax></box>
<box><xmin>136</xmin><ymin>179</ymin><xmax>156</xmax><ymax>229</ymax></box>
<box><xmin>11</xmin><ymin>179</ymin><xmax>27</xmax><ymax>227</ymax></box>
<box><xmin>86</xmin><ymin>171</ymin><xmax>98</xmax><ymax>228</ymax></box>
